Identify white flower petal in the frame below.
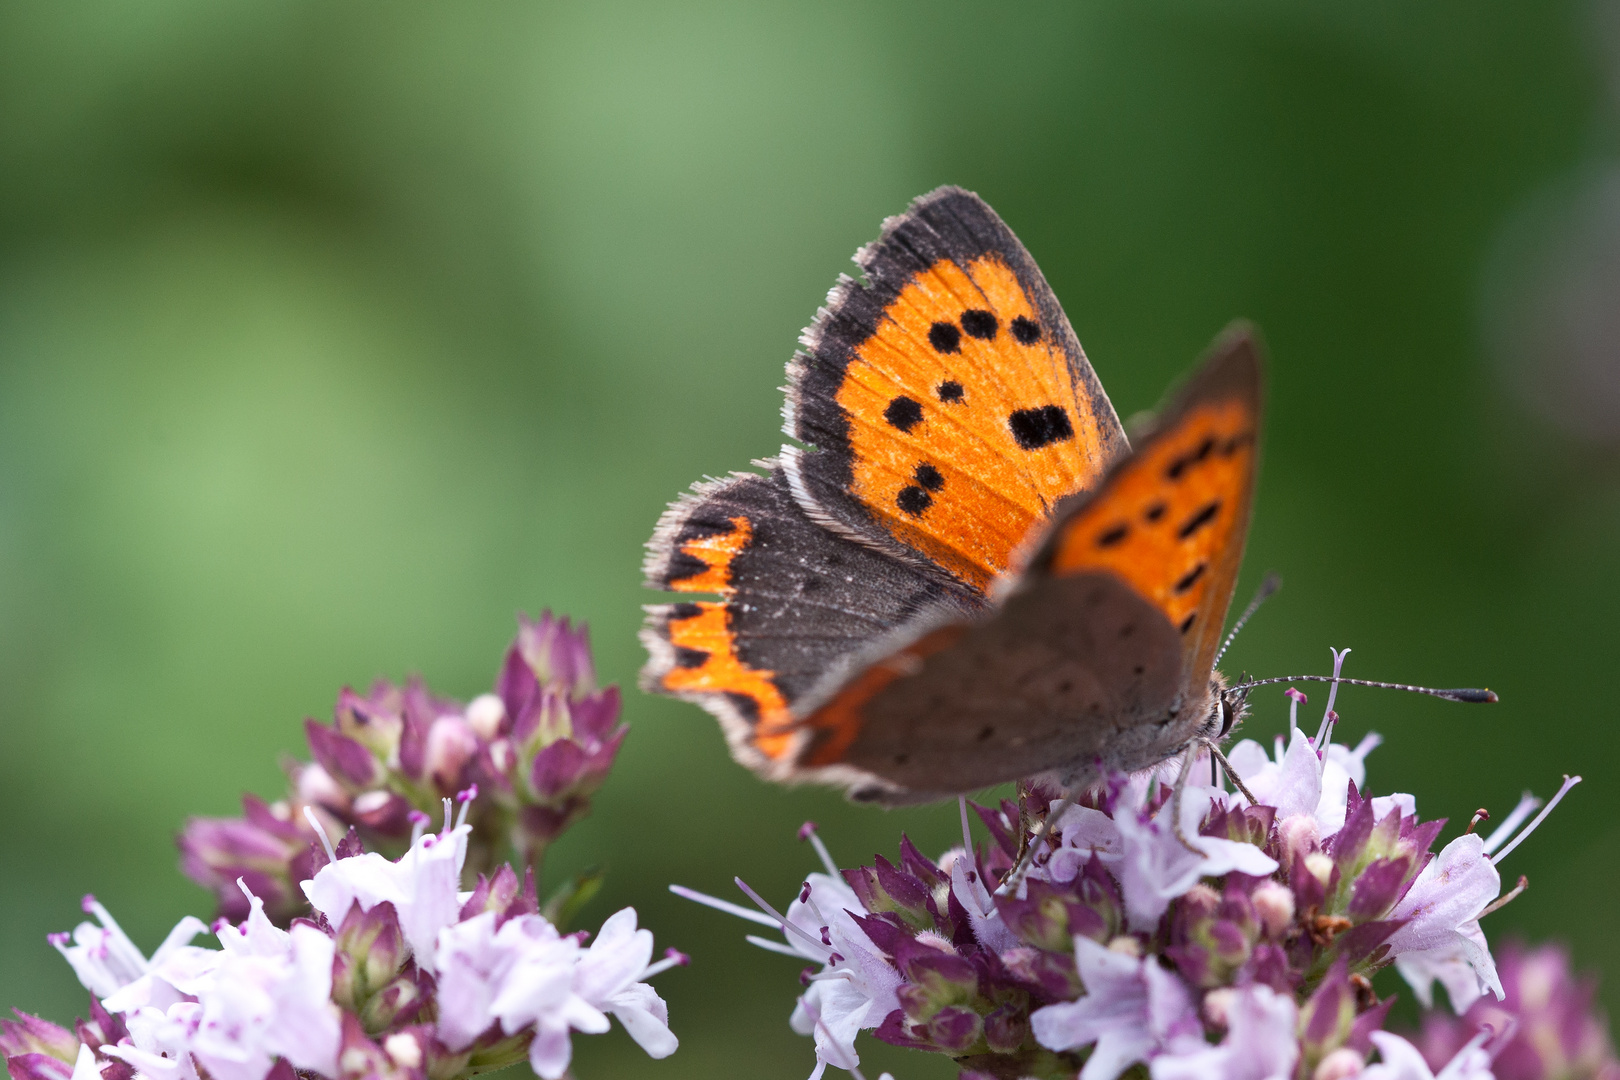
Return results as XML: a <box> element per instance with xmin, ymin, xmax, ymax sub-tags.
<box><xmin>606</xmin><ymin>982</ymin><xmax>677</xmax><ymax>1059</ymax></box>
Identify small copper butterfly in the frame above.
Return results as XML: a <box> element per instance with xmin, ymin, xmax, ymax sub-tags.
<box><xmin>640</xmin><ymin>186</ymin><xmax>1265</xmax><ymax>804</ymax></box>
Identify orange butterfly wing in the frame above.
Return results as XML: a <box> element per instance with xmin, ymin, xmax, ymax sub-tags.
<box><xmin>786</xmin><ymin>187</ymin><xmax>1128</xmax><ymax>595</ymax></box>
<box><xmin>783</xmin><ymin>327</ymin><xmax>1262</xmax><ymax>800</ymax></box>
<box><xmin>1037</xmin><ymin>324</ymin><xmax>1263</xmax><ymax>702</ymax></box>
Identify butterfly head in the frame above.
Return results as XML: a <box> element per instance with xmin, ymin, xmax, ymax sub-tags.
<box><xmin>1205</xmin><ymin>671</ymin><xmax>1252</xmax><ymax>744</ymax></box>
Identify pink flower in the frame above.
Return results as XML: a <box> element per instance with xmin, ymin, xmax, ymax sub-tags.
<box><xmin>51</xmin><ymin>897</ymin><xmax>208</xmax><ymax>1002</ymax></box>
<box><xmin>1149</xmin><ymin>983</ymin><xmax>1299</xmax><ymax>1080</ymax></box>
<box><xmin>1030</xmin><ymin>935</ymin><xmax>1202</xmax><ymax>1080</ymax></box>
<box><xmin>1111</xmin><ymin>779</ymin><xmax>1278</xmax><ymax>931</ymax></box>
<box><xmin>302</xmin><ymin>821</ymin><xmax>470</xmax><ymax>973</ymax></box>
<box><xmin>1365</xmin><ymin>1030</ymin><xmax>1493</xmax><ymax>1080</ymax></box>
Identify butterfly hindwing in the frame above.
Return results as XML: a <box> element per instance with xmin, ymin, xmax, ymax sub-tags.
<box><xmin>789</xmin><ymin>326</ymin><xmax>1263</xmax><ymax>802</ymax></box>
<box><xmin>640</xmin><ymin>463</ymin><xmax>978</xmax><ymax>776</ymax></box>
<box><xmin>787</xmin><ymin>569</ymin><xmax>1185</xmax><ymax>802</ymax></box>
<box><xmin>784</xmin><ymin>186</ymin><xmax>1129</xmax><ymax>595</ymax></box>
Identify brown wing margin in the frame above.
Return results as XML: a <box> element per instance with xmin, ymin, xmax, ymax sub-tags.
<box><xmin>1026</xmin><ymin>324</ymin><xmax>1264</xmax><ymax>701</ymax></box>
<box><xmin>783</xmin><ymin>186</ymin><xmax>1129</xmax><ymax>594</ymax></box>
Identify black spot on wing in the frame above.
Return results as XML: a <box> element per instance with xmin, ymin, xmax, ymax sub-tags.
<box><xmin>960</xmin><ymin>309</ymin><xmax>998</xmax><ymax>340</ymax></box>
<box><xmin>897</xmin><ymin>486</ymin><xmax>933</xmax><ymax>515</ymax></box>
<box><xmin>928</xmin><ymin>321</ymin><xmax>962</xmax><ymax>353</ymax></box>
<box><xmin>937</xmin><ymin>380</ymin><xmax>964</xmax><ymax>403</ymax></box>
<box><xmin>673</xmin><ymin>646</ymin><xmax>709</xmax><ymax>668</ymax></box>
<box><xmin>1179</xmin><ymin>612</ymin><xmax>1196</xmax><ymax>634</ymax></box>
<box><xmin>670</xmin><ymin>602</ymin><xmax>703</xmax><ymax>620</ymax></box>
<box><xmin>1144</xmin><ymin>502</ymin><xmax>1166</xmax><ymax>523</ymax></box>
<box><xmin>1177</xmin><ymin>500</ymin><xmax>1222</xmax><ymax>540</ymax></box>
<box><xmin>884</xmin><ymin>396</ymin><xmax>924</xmax><ymax>432</ymax></box>
<box><xmin>1166</xmin><ymin>437</ymin><xmax>1217</xmax><ymax>481</ymax></box>
<box><xmin>1173</xmin><ymin>563</ymin><xmax>1207</xmax><ymax>594</ymax></box>
<box><xmin>914</xmin><ymin>463</ymin><xmax>944</xmax><ymax>491</ymax></box>
<box><xmin>1008</xmin><ymin>405</ymin><xmax>1074</xmax><ymax>450</ymax></box>
<box><xmin>1097</xmin><ymin>523</ymin><xmax>1129</xmax><ymax>548</ymax></box>
<box><xmin>1221</xmin><ymin>432</ymin><xmax>1255</xmax><ymax>457</ymax></box>
<box><xmin>1011</xmin><ymin>316</ymin><xmax>1041</xmax><ymax>344</ymax></box>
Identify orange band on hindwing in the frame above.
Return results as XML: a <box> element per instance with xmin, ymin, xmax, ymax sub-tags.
<box><xmin>667</xmin><ymin>516</ymin><xmax>753</xmax><ymax>594</ymax></box>
<box><xmin>655</xmin><ymin>513</ymin><xmax>796</xmax><ymax>761</ymax></box>
<box><xmin>660</xmin><ymin>602</ymin><xmax>795</xmax><ymax>761</ymax></box>
<box><xmin>801</xmin><ymin>624</ymin><xmax>967</xmax><ymax>767</ymax></box>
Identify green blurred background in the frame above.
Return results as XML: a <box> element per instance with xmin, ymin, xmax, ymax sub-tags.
<box><xmin>3</xmin><ymin>2</ymin><xmax>1618</xmax><ymax>1077</ymax></box>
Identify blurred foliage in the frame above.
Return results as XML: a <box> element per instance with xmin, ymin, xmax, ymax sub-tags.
<box><xmin>0</xmin><ymin>2</ymin><xmax>1615</xmax><ymax>1078</ymax></box>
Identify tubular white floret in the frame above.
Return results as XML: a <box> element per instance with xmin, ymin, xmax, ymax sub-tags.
<box><xmin>1490</xmin><ymin>775</ymin><xmax>1581</xmax><ymax>865</ymax></box>
<box><xmin>800</xmin><ymin>822</ymin><xmax>841</xmax><ymax>879</ymax></box>
<box><xmin>666</xmin><ymin>885</ymin><xmax>780</xmax><ymax>929</ymax></box>
<box><xmin>1479</xmin><ymin>791</ymin><xmax>1542</xmax><ymax>856</ymax></box>
<box><xmin>303</xmin><ymin>805</ymin><xmax>338</xmax><ymax>862</ymax></box>
<box><xmin>733</xmin><ymin>877</ymin><xmax>838</xmax><ymax>962</ymax></box>
<box><xmin>1315</xmin><ymin>647</ymin><xmax>1350</xmax><ymax>744</ymax></box>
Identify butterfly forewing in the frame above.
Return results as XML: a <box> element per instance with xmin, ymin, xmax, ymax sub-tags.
<box><xmin>785</xmin><ymin>187</ymin><xmax>1128</xmax><ymax>594</ymax></box>
<box><xmin>1037</xmin><ymin>327</ymin><xmax>1263</xmax><ymax>704</ymax></box>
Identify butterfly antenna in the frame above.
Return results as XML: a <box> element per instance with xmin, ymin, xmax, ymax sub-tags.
<box><xmin>1228</xmin><ymin>673</ymin><xmax>1498</xmax><ymax>704</ymax></box>
<box><xmin>1214</xmin><ymin>571</ymin><xmax>1282</xmax><ymax>666</ymax></box>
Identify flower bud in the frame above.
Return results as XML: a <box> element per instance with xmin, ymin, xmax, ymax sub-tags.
<box><xmin>424</xmin><ymin>716</ymin><xmax>478</xmax><ymax>794</ymax></box>
<box><xmin>465</xmin><ymin>694</ymin><xmax>505</xmax><ymax>740</ymax></box>
<box><xmin>1313</xmin><ymin>1047</ymin><xmax>1365</xmax><ymax>1080</ymax></box>
<box><xmin>845</xmin><ymin>858</ymin><xmax>935</xmax><ymax>931</ymax></box>
<box><xmin>982</xmin><ymin>1005</ymin><xmax>1028</xmax><ymax>1055</ymax></box>
<box><xmin>1203</xmin><ymin>987</ymin><xmax>1238</xmax><ymax>1029</ymax></box>
<box><xmin>0</xmin><ymin>1012</ymin><xmax>78</xmax><ymax>1063</ymax></box>
<box><xmin>894</xmin><ymin>938</ymin><xmax>979</xmax><ymax>1022</ymax></box>
<box><xmin>1298</xmin><ymin>962</ymin><xmax>1358</xmax><ymax>1075</ymax></box>
<box><xmin>306</xmin><ymin>718</ymin><xmax>384</xmax><ymax>790</ymax></box>
<box><xmin>1305</xmin><ymin>852</ymin><xmax>1336</xmax><ymax>889</ymax></box>
<box><xmin>295</xmin><ymin>763</ymin><xmax>351</xmax><ymax>811</ymax></box>
<box><xmin>331</xmin><ymin>902</ymin><xmax>407</xmax><ymax>1015</ymax></box>
<box><xmin>1107</xmin><ymin>935</ymin><xmax>1143</xmax><ymax>957</ymax></box>
<box><xmin>1278</xmin><ymin>814</ymin><xmax>1321</xmax><ymax>871</ymax></box>
<box><xmin>382</xmin><ymin>1033</ymin><xmax>421</xmax><ymax>1070</ymax></box>
<box><xmin>1253</xmin><ymin>880</ymin><xmax>1296</xmax><ymax>938</ymax></box>
<box><xmin>178</xmin><ymin>795</ymin><xmax>316</xmax><ymax>924</ymax></box>
<box><xmin>924</xmin><ymin>1007</ymin><xmax>983</xmax><ymax>1054</ymax></box>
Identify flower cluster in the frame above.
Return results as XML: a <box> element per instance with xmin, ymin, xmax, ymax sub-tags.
<box><xmin>180</xmin><ymin>613</ymin><xmax>625</xmax><ymax>923</ymax></box>
<box><xmin>5</xmin><ymin>804</ymin><xmax>681</xmax><ymax>1080</ymax></box>
<box><xmin>678</xmin><ymin>687</ymin><xmax>1599</xmax><ymax>1080</ymax></box>
<box><xmin>1410</xmin><ymin>940</ymin><xmax>1620</xmax><ymax>1080</ymax></box>
<box><xmin>4</xmin><ymin>608</ymin><xmax>681</xmax><ymax>1080</ymax></box>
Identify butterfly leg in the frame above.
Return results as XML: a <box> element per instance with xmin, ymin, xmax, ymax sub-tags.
<box><xmin>994</xmin><ymin>791</ymin><xmax>1075</xmax><ymax>898</ymax></box>
<box><xmin>1169</xmin><ymin>741</ymin><xmax>1206</xmax><ymax>855</ymax></box>
<box><xmin>1197</xmin><ymin>736</ymin><xmax>1258</xmax><ymax>804</ymax></box>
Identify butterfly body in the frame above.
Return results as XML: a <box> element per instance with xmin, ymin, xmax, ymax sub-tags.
<box><xmin>642</xmin><ymin>187</ymin><xmax>1262</xmax><ymax>804</ymax></box>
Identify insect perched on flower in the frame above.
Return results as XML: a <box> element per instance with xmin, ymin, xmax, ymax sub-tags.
<box><xmin>642</xmin><ymin>186</ymin><xmax>1493</xmax><ymax>814</ymax></box>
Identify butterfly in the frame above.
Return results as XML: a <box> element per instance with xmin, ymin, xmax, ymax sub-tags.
<box><xmin>640</xmin><ymin>186</ymin><xmax>1262</xmax><ymax>805</ymax></box>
